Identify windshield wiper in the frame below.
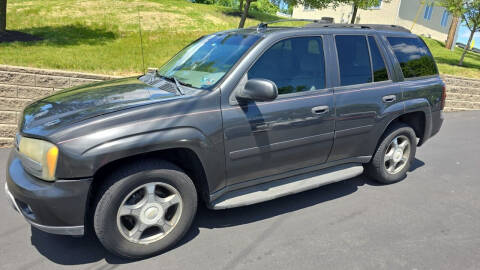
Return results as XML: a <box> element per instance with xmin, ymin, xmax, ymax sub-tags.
<box><xmin>172</xmin><ymin>76</ymin><xmax>185</xmax><ymax>96</ymax></box>
<box><xmin>159</xmin><ymin>75</ymin><xmax>189</xmax><ymax>96</ymax></box>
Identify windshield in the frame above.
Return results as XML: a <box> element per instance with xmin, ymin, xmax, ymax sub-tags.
<box><xmin>158</xmin><ymin>33</ymin><xmax>260</xmax><ymax>89</ymax></box>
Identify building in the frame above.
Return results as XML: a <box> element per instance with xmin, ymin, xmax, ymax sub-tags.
<box><xmin>292</xmin><ymin>0</ymin><xmax>454</xmax><ymax>42</ymax></box>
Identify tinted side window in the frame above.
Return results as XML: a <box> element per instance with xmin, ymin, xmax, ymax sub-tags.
<box><xmin>387</xmin><ymin>37</ymin><xmax>438</xmax><ymax>78</ymax></box>
<box><xmin>335</xmin><ymin>35</ymin><xmax>372</xmax><ymax>86</ymax></box>
<box><xmin>248</xmin><ymin>37</ymin><xmax>325</xmax><ymax>95</ymax></box>
<box><xmin>368</xmin><ymin>36</ymin><xmax>389</xmax><ymax>82</ymax></box>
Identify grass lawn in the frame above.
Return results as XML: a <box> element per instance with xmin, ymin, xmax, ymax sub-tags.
<box><xmin>1</xmin><ymin>0</ymin><xmax>480</xmax><ymax>79</ymax></box>
<box><xmin>423</xmin><ymin>38</ymin><xmax>480</xmax><ymax>79</ymax></box>
<box><xmin>0</xmin><ymin>0</ymin><xmax>278</xmax><ymax>75</ymax></box>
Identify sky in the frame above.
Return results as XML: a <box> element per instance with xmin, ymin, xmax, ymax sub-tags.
<box><xmin>457</xmin><ymin>24</ymin><xmax>480</xmax><ymax>49</ymax></box>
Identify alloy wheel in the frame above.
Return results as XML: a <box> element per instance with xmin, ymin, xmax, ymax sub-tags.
<box><xmin>116</xmin><ymin>182</ymin><xmax>183</xmax><ymax>245</ymax></box>
<box><xmin>384</xmin><ymin>135</ymin><xmax>411</xmax><ymax>175</ymax></box>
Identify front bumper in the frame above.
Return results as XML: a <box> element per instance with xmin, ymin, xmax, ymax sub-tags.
<box><xmin>5</xmin><ymin>149</ymin><xmax>92</xmax><ymax>236</ymax></box>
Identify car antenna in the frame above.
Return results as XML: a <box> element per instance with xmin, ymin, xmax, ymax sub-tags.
<box><xmin>137</xmin><ymin>6</ymin><xmax>146</xmax><ymax>75</ymax></box>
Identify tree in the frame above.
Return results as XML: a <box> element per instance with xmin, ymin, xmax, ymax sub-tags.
<box><xmin>238</xmin><ymin>0</ymin><xmax>256</xmax><ymax>28</ymax></box>
<box><xmin>258</xmin><ymin>0</ymin><xmax>348</xmax><ymax>28</ymax></box>
<box><xmin>348</xmin><ymin>0</ymin><xmax>385</xmax><ymax>24</ymax></box>
<box><xmin>459</xmin><ymin>0</ymin><xmax>480</xmax><ymax>65</ymax></box>
<box><xmin>277</xmin><ymin>0</ymin><xmax>385</xmax><ymax>25</ymax></box>
<box><xmin>239</xmin><ymin>0</ymin><xmax>244</xmax><ymax>10</ymax></box>
<box><xmin>437</xmin><ymin>0</ymin><xmax>464</xmax><ymax>49</ymax></box>
<box><xmin>445</xmin><ymin>16</ymin><xmax>459</xmax><ymax>49</ymax></box>
<box><xmin>0</xmin><ymin>0</ymin><xmax>6</xmax><ymax>32</ymax></box>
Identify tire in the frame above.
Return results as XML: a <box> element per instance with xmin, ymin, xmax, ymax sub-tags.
<box><xmin>365</xmin><ymin>123</ymin><xmax>417</xmax><ymax>184</ymax></box>
<box><xmin>93</xmin><ymin>160</ymin><xmax>197</xmax><ymax>259</ymax></box>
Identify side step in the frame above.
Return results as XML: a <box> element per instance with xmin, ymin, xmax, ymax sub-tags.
<box><xmin>211</xmin><ymin>163</ymin><xmax>364</xmax><ymax>210</ymax></box>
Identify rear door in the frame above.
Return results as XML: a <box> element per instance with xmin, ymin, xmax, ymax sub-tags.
<box><xmin>329</xmin><ymin>34</ymin><xmax>404</xmax><ymax>161</ymax></box>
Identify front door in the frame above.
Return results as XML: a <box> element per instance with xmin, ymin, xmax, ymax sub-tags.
<box><xmin>222</xmin><ymin>36</ymin><xmax>335</xmax><ymax>186</ymax></box>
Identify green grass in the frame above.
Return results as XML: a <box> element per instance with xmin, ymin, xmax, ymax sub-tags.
<box><xmin>0</xmin><ymin>0</ymin><xmax>279</xmax><ymax>75</ymax></box>
<box><xmin>423</xmin><ymin>37</ymin><xmax>480</xmax><ymax>79</ymax></box>
<box><xmin>1</xmin><ymin>0</ymin><xmax>480</xmax><ymax>78</ymax></box>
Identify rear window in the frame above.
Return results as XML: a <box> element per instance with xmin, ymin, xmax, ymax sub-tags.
<box><xmin>368</xmin><ymin>36</ymin><xmax>389</xmax><ymax>82</ymax></box>
<box><xmin>387</xmin><ymin>37</ymin><xmax>438</xmax><ymax>78</ymax></box>
<box><xmin>335</xmin><ymin>35</ymin><xmax>372</xmax><ymax>86</ymax></box>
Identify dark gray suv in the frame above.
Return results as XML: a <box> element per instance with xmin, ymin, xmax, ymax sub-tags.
<box><xmin>5</xmin><ymin>21</ymin><xmax>445</xmax><ymax>258</ymax></box>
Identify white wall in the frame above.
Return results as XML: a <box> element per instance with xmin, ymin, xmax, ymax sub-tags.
<box><xmin>292</xmin><ymin>0</ymin><xmax>452</xmax><ymax>42</ymax></box>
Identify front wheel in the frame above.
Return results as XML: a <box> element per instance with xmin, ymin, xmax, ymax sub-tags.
<box><xmin>93</xmin><ymin>160</ymin><xmax>197</xmax><ymax>259</ymax></box>
<box><xmin>365</xmin><ymin>123</ymin><xmax>417</xmax><ymax>184</ymax></box>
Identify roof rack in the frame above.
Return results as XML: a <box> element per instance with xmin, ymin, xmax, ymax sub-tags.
<box><xmin>319</xmin><ymin>24</ymin><xmax>411</xmax><ymax>33</ymax></box>
<box><xmin>255</xmin><ymin>19</ymin><xmax>330</xmax><ymax>31</ymax></box>
<box><xmin>254</xmin><ymin>19</ymin><xmax>410</xmax><ymax>33</ymax></box>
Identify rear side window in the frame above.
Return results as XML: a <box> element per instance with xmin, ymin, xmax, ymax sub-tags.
<box><xmin>248</xmin><ymin>36</ymin><xmax>325</xmax><ymax>95</ymax></box>
<box><xmin>335</xmin><ymin>35</ymin><xmax>372</xmax><ymax>86</ymax></box>
<box><xmin>387</xmin><ymin>37</ymin><xmax>438</xmax><ymax>78</ymax></box>
<box><xmin>368</xmin><ymin>36</ymin><xmax>389</xmax><ymax>82</ymax></box>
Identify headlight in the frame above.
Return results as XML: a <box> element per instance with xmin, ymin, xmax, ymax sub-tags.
<box><xmin>18</xmin><ymin>136</ymin><xmax>59</xmax><ymax>181</ymax></box>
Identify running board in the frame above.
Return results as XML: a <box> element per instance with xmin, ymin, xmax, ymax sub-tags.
<box><xmin>210</xmin><ymin>164</ymin><xmax>364</xmax><ymax>210</ymax></box>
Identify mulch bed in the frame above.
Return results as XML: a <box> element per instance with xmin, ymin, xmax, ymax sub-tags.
<box><xmin>0</xmin><ymin>30</ymin><xmax>43</xmax><ymax>43</ymax></box>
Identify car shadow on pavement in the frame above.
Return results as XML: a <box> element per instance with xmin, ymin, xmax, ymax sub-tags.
<box><xmin>30</xmin><ymin>158</ymin><xmax>425</xmax><ymax>266</ymax></box>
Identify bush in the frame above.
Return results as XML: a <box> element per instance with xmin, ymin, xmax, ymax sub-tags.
<box><xmin>250</xmin><ymin>0</ymin><xmax>279</xmax><ymax>15</ymax></box>
<box><xmin>191</xmin><ymin>0</ymin><xmax>279</xmax><ymax>15</ymax></box>
<box><xmin>215</xmin><ymin>0</ymin><xmax>237</xmax><ymax>7</ymax></box>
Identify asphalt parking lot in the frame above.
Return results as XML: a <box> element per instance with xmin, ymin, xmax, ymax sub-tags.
<box><xmin>1</xmin><ymin>111</ymin><xmax>479</xmax><ymax>270</ymax></box>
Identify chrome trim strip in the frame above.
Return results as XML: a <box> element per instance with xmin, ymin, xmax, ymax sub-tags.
<box><xmin>4</xmin><ymin>182</ymin><xmax>20</xmax><ymax>213</ymax></box>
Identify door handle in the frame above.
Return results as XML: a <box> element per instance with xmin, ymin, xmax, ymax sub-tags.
<box><xmin>382</xmin><ymin>95</ymin><xmax>397</xmax><ymax>103</ymax></box>
<box><xmin>311</xmin><ymin>106</ymin><xmax>329</xmax><ymax>115</ymax></box>
<box><xmin>252</xmin><ymin>123</ymin><xmax>270</xmax><ymax>133</ymax></box>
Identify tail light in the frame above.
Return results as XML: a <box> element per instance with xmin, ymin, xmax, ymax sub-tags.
<box><xmin>441</xmin><ymin>84</ymin><xmax>446</xmax><ymax>110</ymax></box>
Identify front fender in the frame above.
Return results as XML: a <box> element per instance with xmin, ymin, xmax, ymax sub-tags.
<box><xmin>83</xmin><ymin>127</ymin><xmax>211</xmax><ymax>173</ymax></box>
<box><xmin>55</xmin><ymin>127</ymin><xmax>219</xmax><ymax>183</ymax></box>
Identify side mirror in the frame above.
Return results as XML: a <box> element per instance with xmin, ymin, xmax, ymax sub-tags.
<box><xmin>235</xmin><ymin>79</ymin><xmax>278</xmax><ymax>102</ymax></box>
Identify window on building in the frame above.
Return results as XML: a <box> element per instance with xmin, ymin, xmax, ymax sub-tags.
<box><xmin>335</xmin><ymin>35</ymin><xmax>372</xmax><ymax>86</ymax></box>
<box><xmin>387</xmin><ymin>37</ymin><xmax>438</xmax><ymax>78</ymax></box>
<box><xmin>424</xmin><ymin>3</ymin><xmax>434</xmax><ymax>20</ymax></box>
<box><xmin>368</xmin><ymin>36</ymin><xmax>389</xmax><ymax>82</ymax></box>
<box><xmin>248</xmin><ymin>37</ymin><xmax>326</xmax><ymax>95</ymax></box>
<box><xmin>441</xmin><ymin>10</ymin><xmax>450</xmax><ymax>27</ymax></box>
<box><xmin>303</xmin><ymin>5</ymin><xmax>314</xmax><ymax>11</ymax></box>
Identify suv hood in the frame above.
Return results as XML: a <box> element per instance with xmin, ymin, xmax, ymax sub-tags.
<box><xmin>21</xmin><ymin>76</ymin><xmax>184</xmax><ymax>135</ymax></box>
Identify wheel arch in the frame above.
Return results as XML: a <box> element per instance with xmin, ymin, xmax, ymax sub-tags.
<box><xmin>380</xmin><ymin>109</ymin><xmax>429</xmax><ymax>147</ymax></box>
<box><xmin>89</xmin><ymin>147</ymin><xmax>211</xmax><ymax>204</ymax></box>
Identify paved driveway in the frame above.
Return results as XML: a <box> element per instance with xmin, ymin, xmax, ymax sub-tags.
<box><xmin>1</xmin><ymin>111</ymin><xmax>479</xmax><ymax>270</ymax></box>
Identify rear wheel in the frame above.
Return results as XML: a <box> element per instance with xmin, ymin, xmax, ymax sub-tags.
<box><xmin>93</xmin><ymin>160</ymin><xmax>197</xmax><ymax>259</ymax></box>
<box><xmin>365</xmin><ymin>123</ymin><xmax>417</xmax><ymax>184</ymax></box>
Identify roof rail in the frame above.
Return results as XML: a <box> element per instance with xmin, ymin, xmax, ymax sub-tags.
<box><xmin>255</xmin><ymin>19</ymin><xmax>330</xmax><ymax>31</ymax></box>
<box><xmin>319</xmin><ymin>24</ymin><xmax>411</xmax><ymax>33</ymax></box>
<box><xmin>253</xmin><ymin>20</ymin><xmax>411</xmax><ymax>33</ymax></box>
<box><xmin>361</xmin><ymin>24</ymin><xmax>411</xmax><ymax>32</ymax></box>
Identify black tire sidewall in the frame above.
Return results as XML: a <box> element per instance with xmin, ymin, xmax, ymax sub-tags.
<box><xmin>368</xmin><ymin>124</ymin><xmax>417</xmax><ymax>184</ymax></box>
<box><xmin>94</xmin><ymin>167</ymin><xmax>197</xmax><ymax>259</ymax></box>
